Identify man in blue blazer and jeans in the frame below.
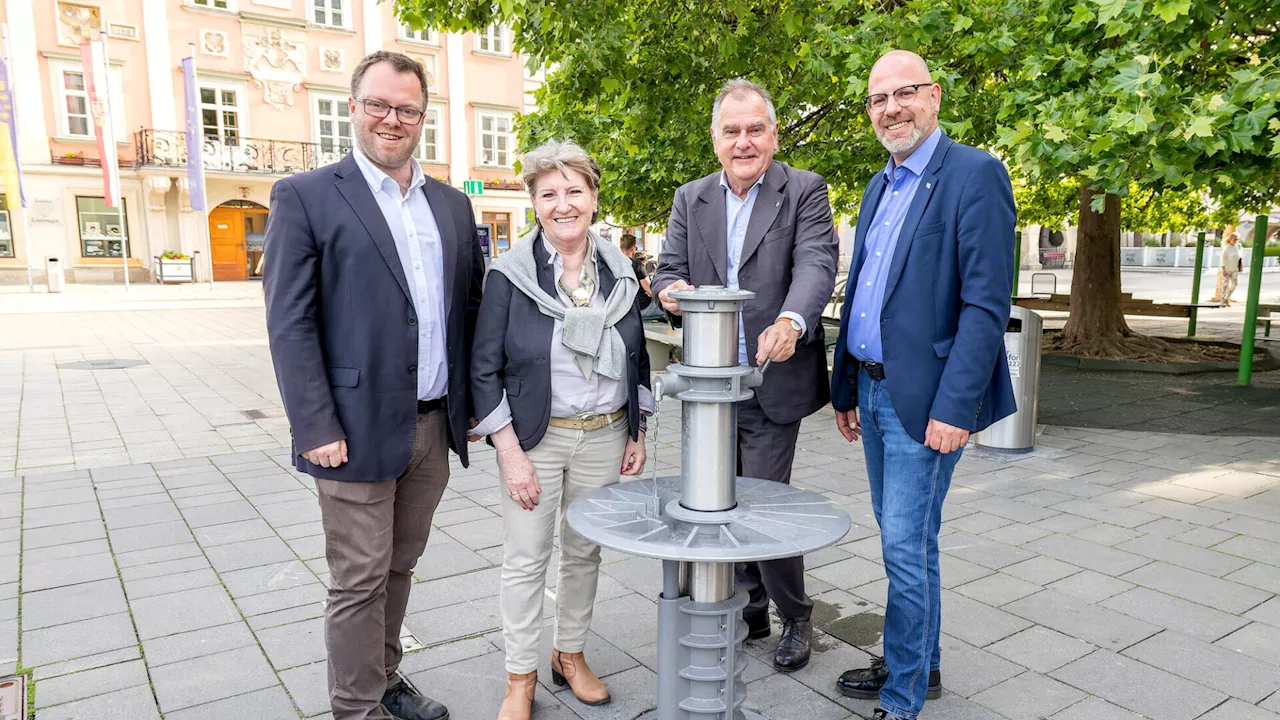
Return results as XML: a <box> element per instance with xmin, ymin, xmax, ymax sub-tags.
<box><xmin>830</xmin><ymin>50</ymin><xmax>1016</xmax><ymax>720</ymax></box>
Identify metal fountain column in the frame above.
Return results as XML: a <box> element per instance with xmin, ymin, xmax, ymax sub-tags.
<box><xmin>567</xmin><ymin>286</ymin><xmax>851</xmax><ymax>720</ymax></box>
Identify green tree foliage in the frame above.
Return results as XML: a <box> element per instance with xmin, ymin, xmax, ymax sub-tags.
<box><xmin>401</xmin><ymin>0</ymin><xmax>1280</xmax><ymax>356</ymax></box>
<box><xmin>397</xmin><ymin>0</ymin><xmax>1017</xmax><ymax>225</ymax></box>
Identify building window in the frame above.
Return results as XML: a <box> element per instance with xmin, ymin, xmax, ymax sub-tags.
<box><xmin>200</xmin><ymin>86</ymin><xmax>241</xmax><ymax>146</ymax></box>
<box><xmin>415</xmin><ymin>107</ymin><xmax>441</xmax><ymax>163</ymax></box>
<box><xmin>314</xmin><ymin>97</ymin><xmax>352</xmax><ymax>154</ymax></box>
<box><xmin>476</xmin><ymin>25</ymin><xmax>508</xmax><ymax>55</ymax></box>
<box><xmin>77</xmin><ymin>197</ymin><xmax>131</xmax><ymax>258</ymax></box>
<box><xmin>189</xmin><ymin>0</ymin><xmax>230</xmax><ymax>9</ymax></box>
<box><xmin>50</xmin><ymin>60</ymin><xmax>126</xmax><ymax>140</ymax></box>
<box><xmin>400</xmin><ymin>24</ymin><xmax>437</xmax><ymax>44</ymax></box>
<box><xmin>59</xmin><ymin>68</ymin><xmax>91</xmax><ymax>137</ymax></box>
<box><xmin>477</xmin><ymin>111</ymin><xmax>514</xmax><ymax>167</ymax></box>
<box><xmin>313</xmin><ymin>0</ymin><xmax>346</xmax><ymax>28</ymax></box>
<box><xmin>0</xmin><ymin>194</ymin><xmax>12</xmax><ymax>258</ymax></box>
<box><xmin>482</xmin><ymin>211</ymin><xmax>511</xmax><ymax>257</ymax></box>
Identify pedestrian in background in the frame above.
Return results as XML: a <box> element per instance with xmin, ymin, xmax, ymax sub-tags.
<box><xmin>1221</xmin><ymin>231</ymin><xmax>1242</xmax><ymax>307</ymax></box>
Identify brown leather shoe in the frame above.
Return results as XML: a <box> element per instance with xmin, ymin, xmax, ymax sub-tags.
<box><xmin>497</xmin><ymin>671</ymin><xmax>536</xmax><ymax>720</ymax></box>
<box><xmin>551</xmin><ymin>649</ymin><xmax>611</xmax><ymax>706</ymax></box>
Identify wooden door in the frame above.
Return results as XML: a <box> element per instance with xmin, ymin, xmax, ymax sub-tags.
<box><xmin>209</xmin><ymin>207</ymin><xmax>247</xmax><ymax>281</ymax></box>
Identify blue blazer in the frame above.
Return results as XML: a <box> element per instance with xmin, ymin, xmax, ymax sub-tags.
<box><xmin>263</xmin><ymin>154</ymin><xmax>485</xmax><ymax>480</ymax></box>
<box><xmin>831</xmin><ymin>133</ymin><xmax>1017</xmax><ymax>443</ymax></box>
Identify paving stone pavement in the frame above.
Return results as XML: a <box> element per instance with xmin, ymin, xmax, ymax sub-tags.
<box><xmin>2</xmin><ymin>291</ymin><xmax>1279</xmax><ymax>719</ymax></box>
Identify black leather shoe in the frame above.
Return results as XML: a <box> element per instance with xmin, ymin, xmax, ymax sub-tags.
<box><xmin>837</xmin><ymin>656</ymin><xmax>941</xmax><ymax>700</ymax></box>
<box><xmin>745</xmin><ymin>613</ymin><xmax>771</xmax><ymax>640</ymax></box>
<box><xmin>773</xmin><ymin>619</ymin><xmax>811</xmax><ymax>671</ymax></box>
<box><xmin>382</xmin><ymin>678</ymin><xmax>450</xmax><ymax>720</ymax></box>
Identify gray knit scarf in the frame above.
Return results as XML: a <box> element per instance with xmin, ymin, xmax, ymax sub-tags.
<box><xmin>491</xmin><ymin>227</ymin><xmax>638</xmax><ymax>381</ymax></box>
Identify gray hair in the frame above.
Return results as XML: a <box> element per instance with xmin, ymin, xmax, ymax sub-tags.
<box><xmin>711</xmin><ymin>78</ymin><xmax>777</xmax><ymax>130</ymax></box>
<box><xmin>521</xmin><ymin>140</ymin><xmax>601</xmax><ymax>196</ymax></box>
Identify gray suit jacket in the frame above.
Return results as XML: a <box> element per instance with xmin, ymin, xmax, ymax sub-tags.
<box><xmin>652</xmin><ymin>160</ymin><xmax>838</xmax><ymax>425</ymax></box>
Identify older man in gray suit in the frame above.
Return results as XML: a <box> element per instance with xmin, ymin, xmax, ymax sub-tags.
<box><xmin>652</xmin><ymin>78</ymin><xmax>839</xmax><ymax>672</ymax></box>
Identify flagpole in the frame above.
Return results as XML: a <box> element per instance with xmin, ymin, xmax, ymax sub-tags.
<box><xmin>98</xmin><ymin>36</ymin><xmax>128</xmax><ymax>289</ymax></box>
<box><xmin>188</xmin><ymin>43</ymin><xmax>213</xmax><ymax>289</ymax></box>
<box><xmin>0</xmin><ymin>23</ymin><xmax>32</xmax><ymax>292</ymax></box>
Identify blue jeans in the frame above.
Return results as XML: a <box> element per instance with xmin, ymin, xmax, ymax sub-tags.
<box><xmin>858</xmin><ymin>369</ymin><xmax>962</xmax><ymax>720</ymax></box>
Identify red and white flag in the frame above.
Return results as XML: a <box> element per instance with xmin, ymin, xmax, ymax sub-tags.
<box><xmin>79</xmin><ymin>39</ymin><xmax>121</xmax><ymax>208</ymax></box>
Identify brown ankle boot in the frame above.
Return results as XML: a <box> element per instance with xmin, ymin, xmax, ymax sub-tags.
<box><xmin>497</xmin><ymin>671</ymin><xmax>536</xmax><ymax>720</ymax></box>
<box><xmin>551</xmin><ymin>649</ymin><xmax>611</xmax><ymax>706</ymax></box>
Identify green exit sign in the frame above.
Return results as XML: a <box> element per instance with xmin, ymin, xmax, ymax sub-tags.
<box><xmin>463</xmin><ymin>180</ymin><xmax>484</xmax><ymax>195</ymax></box>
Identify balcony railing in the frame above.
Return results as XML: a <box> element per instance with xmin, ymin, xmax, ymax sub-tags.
<box><xmin>136</xmin><ymin>129</ymin><xmax>351</xmax><ymax>175</ymax></box>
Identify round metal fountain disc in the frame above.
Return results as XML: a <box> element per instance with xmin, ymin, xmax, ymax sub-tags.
<box><xmin>566</xmin><ymin>475</ymin><xmax>851</xmax><ymax>563</ymax></box>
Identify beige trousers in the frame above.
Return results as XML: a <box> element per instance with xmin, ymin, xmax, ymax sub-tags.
<box><xmin>499</xmin><ymin>417</ymin><xmax>628</xmax><ymax>673</ymax></box>
<box><xmin>1222</xmin><ymin>269</ymin><xmax>1240</xmax><ymax>304</ymax></box>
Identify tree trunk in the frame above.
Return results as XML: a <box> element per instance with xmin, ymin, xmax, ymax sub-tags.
<box><xmin>1046</xmin><ymin>185</ymin><xmax>1171</xmax><ymax>359</ymax></box>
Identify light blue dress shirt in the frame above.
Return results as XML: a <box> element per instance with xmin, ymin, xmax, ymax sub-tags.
<box><xmin>846</xmin><ymin>128</ymin><xmax>943</xmax><ymax>363</ymax></box>
<box><xmin>720</xmin><ymin>170</ymin><xmax>806</xmax><ymax>366</ymax></box>
<box><xmin>351</xmin><ymin>147</ymin><xmax>449</xmax><ymax>401</ymax></box>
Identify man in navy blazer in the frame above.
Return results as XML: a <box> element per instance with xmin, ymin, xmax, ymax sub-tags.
<box><xmin>829</xmin><ymin>51</ymin><xmax>1016</xmax><ymax>720</ymax></box>
<box><xmin>264</xmin><ymin>51</ymin><xmax>483</xmax><ymax>720</ymax></box>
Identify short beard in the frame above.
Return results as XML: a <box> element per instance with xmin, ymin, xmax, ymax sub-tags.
<box><xmin>876</xmin><ymin>121</ymin><xmax>928</xmax><ymax>155</ymax></box>
<box><xmin>355</xmin><ymin>127</ymin><xmax>415</xmax><ymax>172</ymax></box>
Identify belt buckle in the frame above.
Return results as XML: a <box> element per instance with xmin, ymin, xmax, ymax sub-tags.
<box><xmin>574</xmin><ymin>411</ymin><xmax>601</xmax><ymax>431</ymax></box>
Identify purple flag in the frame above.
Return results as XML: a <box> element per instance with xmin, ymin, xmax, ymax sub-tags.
<box><xmin>0</xmin><ymin>57</ymin><xmax>26</xmax><ymax>208</ymax></box>
<box><xmin>182</xmin><ymin>56</ymin><xmax>206</xmax><ymax>211</ymax></box>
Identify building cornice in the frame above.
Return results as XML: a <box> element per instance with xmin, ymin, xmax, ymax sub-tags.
<box><xmin>239</xmin><ymin>10</ymin><xmax>308</xmax><ymax>30</ymax></box>
<box><xmin>41</xmin><ymin>50</ymin><xmax>124</xmax><ymax>67</ymax></box>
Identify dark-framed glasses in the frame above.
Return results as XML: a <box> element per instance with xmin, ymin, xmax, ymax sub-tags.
<box><xmin>357</xmin><ymin>98</ymin><xmax>425</xmax><ymax>125</ymax></box>
<box><xmin>863</xmin><ymin>83</ymin><xmax>934</xmax><ymax>112</ymax></box>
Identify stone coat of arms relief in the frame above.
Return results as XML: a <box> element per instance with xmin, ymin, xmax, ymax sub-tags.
<box><xmin>242</xmin><ymin>26</ymin><xmax>305</xmax><ymax>110</ymax></box>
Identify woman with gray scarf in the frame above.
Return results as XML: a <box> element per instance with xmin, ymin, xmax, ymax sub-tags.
<box><xmin>469</xmin><ymin>141</ymin><xmax>653</xmax><ymax>720</ymax></box>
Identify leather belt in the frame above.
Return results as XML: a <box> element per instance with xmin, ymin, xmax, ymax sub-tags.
<box><xmin>417</xmin><ymin>397</ymin><xmax>446</xmax><ymax>414</ymax></box>
<box><xmin>860</xmin><ymin>361</ymin><xmax>886</xmax><ymax>381</ymax></box>
<box><xmin>548</xmin><ymin>409</ymin><xmax>626</xmax><ymax>432</ymax></box>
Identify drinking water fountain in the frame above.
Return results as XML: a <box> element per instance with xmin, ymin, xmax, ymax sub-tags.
<box><xmin>567</xmin><ymin>286</ymin><xmax>851</xmax><ymax>720</ymax></box>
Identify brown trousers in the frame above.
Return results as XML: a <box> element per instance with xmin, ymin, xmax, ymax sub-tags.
<box><xmin>316</xmin><ymin>409</ymin><xmax>450</xmax><ymax>720</ymax></box>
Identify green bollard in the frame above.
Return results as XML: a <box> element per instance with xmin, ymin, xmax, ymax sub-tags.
<box><xmin>1188</xmin><ymin>231</ymin><xmax>1206</xmax><ymax>336</ymax></box>
<box><xmin>1013</xmin><ymin>228</ymin><xmax>1021</xmax><ymax>298</ymax></box>
<box><xmin>1238</xmin><ymin>216</ymin><xmax>1270</xmax><ymax>386</ymax></box>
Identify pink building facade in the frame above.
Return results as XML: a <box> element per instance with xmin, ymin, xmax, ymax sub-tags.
<box><xmin>0</xmin><ymin>0</ymin><xmax>541</xmax><ymax>283</ymax></box>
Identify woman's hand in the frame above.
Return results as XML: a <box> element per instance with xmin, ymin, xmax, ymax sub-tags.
<box><xmin>500</xmin><ymin>448</ymin><xmax>541</xmax><ymax>510</ymax></box>
<box><xmin>621</xmin><ymin>433</ymin><xmax>647</xmax><ymax>476</ymax></box>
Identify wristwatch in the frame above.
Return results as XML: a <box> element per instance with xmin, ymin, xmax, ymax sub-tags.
<box><xmin>784</xmin><ymin>318</ymin><xmax>803</xmax><ymax>335</ymax></box>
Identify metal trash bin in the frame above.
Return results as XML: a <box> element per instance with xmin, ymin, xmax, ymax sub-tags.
<box><xmin>975</xmin><ymin>306</ymin><xmax>1043</xmax><ymax>452</ymax></box>
<box><xmin>45</xmin><ymin>257</ymin><xmax>65</xmax><ymax>294</ymax></box>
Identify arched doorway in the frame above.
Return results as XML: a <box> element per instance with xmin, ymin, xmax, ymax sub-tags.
<box><xmin>208</xmin><ymin>200</ymin><xmax>269</xmax><ymax>281</ymax></box>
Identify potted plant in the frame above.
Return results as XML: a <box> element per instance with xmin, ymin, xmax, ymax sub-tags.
<box><xmin>156</xmin><ymin>250</ymin><xmax>195</xmax><ymax>283</ymax></box>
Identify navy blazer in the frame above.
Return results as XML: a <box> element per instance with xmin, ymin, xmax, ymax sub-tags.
<box><xmin>263</xmin><ymin>154</ymin><xmax>485</xmax><ymax>480</ymax></box>
<box><xmin>471</xmin><ymin>238</ymin><xmax>651</xmax><ymax>451</ymax></box>
<box><xmin>831</xmin><ymin>133</ymin><xmax>1017</xmax><ymax>443</ymax></box>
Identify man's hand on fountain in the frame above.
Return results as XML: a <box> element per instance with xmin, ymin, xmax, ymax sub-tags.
<box><xmin>835</xmin><ymin>409</ymin><xmax>861</xmax><ymax>442</ymax></box>
<box><xmin>755</xmin><ymin>318</ymin><xmax>800</xmax><ymax>365</ymax></box>
<box><xmin>659</xmin><ymin>280</ymin><xmax>692</xmax><ymax>316</ymax></box>
<box><xmin>621</xmin><ymin>434</ymin><xmax>647</xmax><ymax>476</ymax></box>
<box><xmin>500</xmin><ymin>449</ymin><xmax>541</xmax><ymax>510</ymax></box>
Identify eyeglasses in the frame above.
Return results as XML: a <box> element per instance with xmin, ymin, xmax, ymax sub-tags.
<box><xmin>356</xmin><ymin>98</ymin><xmax>425</xmax><ymax>125</ymax></box>
<box><xmin>863</xmin><ymin>83</ymin><xmax>934</xmax><ymax>112</ymax></box>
